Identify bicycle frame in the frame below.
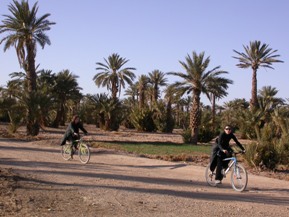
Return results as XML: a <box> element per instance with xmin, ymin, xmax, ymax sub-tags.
<box><xmin>223</xmin><ymin>155</ymin><xmax>237</xmax><ymax>175</ymax></box>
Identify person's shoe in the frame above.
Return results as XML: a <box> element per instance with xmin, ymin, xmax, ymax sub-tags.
<box><xmin>215</xmin><ymin>180</ymin><xmax>222</xmax><ymax>184</ymax></box>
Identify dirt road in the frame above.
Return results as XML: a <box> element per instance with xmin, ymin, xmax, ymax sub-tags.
<box><xmin>1</xmin><ymin>138</ymin><xmax>289</xmax><ymax>217</ymax></box>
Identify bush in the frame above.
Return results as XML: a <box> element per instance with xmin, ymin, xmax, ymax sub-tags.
<box><xmin>255</xmin><ymin>141</ymin><xmax>279</xmax><ymax>170</ymax></box>
<box><xmin>198</xmin><ymin>127</ymin><xmax>215</xmax><ymax>143</ymax></box>
<box><xmin>181</xmin><ymin>128</ymin><xmax>192</xmax><ymax>143</ymax></box>
<box><xmin>242</xmin><ymin>142</ymin><xmax>258</xmax><ymax>168</ymax></box>
<box><xmin>130</xmin><ymin>107</ymin><xmax>156</xmax><ymax>132</ymax></box>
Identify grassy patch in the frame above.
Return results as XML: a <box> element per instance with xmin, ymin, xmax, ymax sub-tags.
<box><xmin>91</xmin><ymin>141</ymin><xmax>211</xmax><ymax>162</ymax></box>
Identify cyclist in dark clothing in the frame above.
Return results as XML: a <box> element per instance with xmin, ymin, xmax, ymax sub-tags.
<box><xmin>210</xmin><ymin>125</ymin><xmax>245</xmax><ymax>184</ymax></box>
<box><xmin>60</xmin><ymin>115</ymin><xmax>88</xmax><ymax>147</ymax></box>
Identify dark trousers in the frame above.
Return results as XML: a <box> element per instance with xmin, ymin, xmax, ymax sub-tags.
<box><xmin>210</xmin><ymin>144</ymin><xmax>231</xmax><ymax>181</ymax></box>
<box><xmin>215</xmin><ymin>153</ymin><xmax>231</xmax><ymax>180</ymax></box>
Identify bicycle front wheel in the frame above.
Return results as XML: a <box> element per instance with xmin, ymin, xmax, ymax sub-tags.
<box><xmin>205</xmin><ymin>164</ymin><xmax>217</xmax><ymax>187</ymax></box>
<box><xmin>61</xmin><ymin>144</ymin><xmax>72</xmax><ymax>160</ymax></box>
<box><xmin>231</xmin><ymin>164</ymin><xmax>248</xmax><ymax>192</ymax></box>
<box><xmin>78</xmin><ymin>143</ymin><xmax>90</xmax><ymax>164</ymax></box>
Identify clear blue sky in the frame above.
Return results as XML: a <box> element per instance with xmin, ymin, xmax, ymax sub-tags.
<box><xmin>0</xmin><ymin>0</ymin><xmax>288</xmax><ymax>105</ymax></box>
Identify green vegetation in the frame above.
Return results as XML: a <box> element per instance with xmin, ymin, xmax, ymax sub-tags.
<box><xmin>92</xmin><ymin>141</ymin><xmax>211</xmax><ymax>157</ymax></box>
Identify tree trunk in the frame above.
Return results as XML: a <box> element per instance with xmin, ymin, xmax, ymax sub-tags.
<box><xmin>190</xmin><ymin>92</ymin><xmax>201</xmax><ymax>144</ymax></box>
<box><xmin>25</xmin><ymin>41</ymin><xmax>39</xmax><ymax>136</ymax></box>
<box><xmin>139</xmin><ymin>87</ymin><xmax>145</xmax><ymax>109</ymax></box>
<box><xmin>111</xmin><ymin>76</ymin><xmax>118</xmax><ymax>100</ymax></box>
<box><xmin>211</xmin><ymin>94</ymin><xmax>216</xmax><ymax>132</ymax></box>
<box><xmin>250</xmin><ymin>69</ymin><xmax>259</xmax><ymax>110</ymax></box>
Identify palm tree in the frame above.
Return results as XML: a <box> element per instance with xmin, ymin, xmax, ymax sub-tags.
<box><xmin>168</xmin><ymin>51</ymin><xmax>222</xmax><ymax>144</ymax></box>
<box><xmin>136</xmin><ymin>75</ymin><xmax>150</xmax><ymax>109</ymax></box>
<box><xmin>258</xmin><ymin>86</ymin><xmax>284</xmax><ymax>112</ymax></box>
<box><xmin>124</xmin><ymin>82</ymin><xmax>139</xmax><ymax>105</ymax></box>
<box><xmin>93</xmin><ymin>53</ymin><xmax>136</xmax><ymax>100</ymax></box>
<box><xmin>148</xmin><ymin>70</ymin><xmax>168</xmax><ymax>102</ymax></box>
<box><xmin>233</xmin><ymin>40</ymin><xmax>283</xmax><ymax>111</ymax></box>
<box><xmin>0</xmin><ymin>0</ymin><xmax>55</xmax><ymax>135</ymax></box>
<box><xmin>206</xmin><ymin>71</ymin><xmax>233</xmax><ymax>131</ymax></box>
<box><xmin>52</xmin><ymin>70</ymin><xmax>82</xmax><ymax>128</ymax></box>
<box><xmin>37</xmin><ymin>69</ymin><xmax>57</xmax><ymax>127</ymax></box>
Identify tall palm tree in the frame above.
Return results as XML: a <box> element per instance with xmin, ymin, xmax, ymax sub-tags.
<box><xmin>93</xmin><ymin>53</ymin><xmax>136</xmax><ymax>100</ymax></box>
<box><xmin>0</xmin><ymin>0</ymin><xmax>55</xmax><ymax>135</ymax></box>
<box><xmin>233</xmin><ymin>40</ymin><xmax>283</xmax><ymax>111</ymax></box>
<box><xmin>206</xmin><ymin>71</ymin><xmax>233</xmax><ymax>131</ymax></box>
<box><xmin>52</xmin><ymin>70</ymin><xmax>82</xmax><ymax>128</ymax></box>
<box><xmin>124</xmin><ymin>82</ymin><xmax>139</xmax><ymax>105</ymax></box>
<box><xmin>136</xmin><ymin>75</ymin><xmax>150</xmax><ymax>109</ymax></box>
<box><xmin>148</xmin><ymin>70</ymin><xmax>168</xmax><ymax>102</ymax></box>
<box><xmin>168</xmin><ymin>51</ymin><xmax>221</xmax><ymax>144</ymax></box>
<box><xmin>37</xmin><ymin>69</ymin><xmax>57</xmax><ymax>127</ymax></box>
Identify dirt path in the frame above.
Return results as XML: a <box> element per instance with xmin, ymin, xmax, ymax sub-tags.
<box><xmin>0</xmin><ymin>138</ymin><xmax>289</xmax><ymax>217</ymax></box>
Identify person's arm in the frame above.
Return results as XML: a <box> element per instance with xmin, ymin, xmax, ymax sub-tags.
<box><xmin>68</xmin><ymin>123</ymin><xmax>75</xmax><ymax>134</ymax></box>
<box><xmin>79</xmin><ymin>122</ymin><xmax>88</xmax><ymax>134</ymax></box>
<box><xmin>217</xmin><ymin>133</ymin><xmax>225</xmax><ymax>152</ymax></box>
<box><xmin>232</xmin><ymin>134</ymin><xmax>245</xmax><ymax>150</ymax></box>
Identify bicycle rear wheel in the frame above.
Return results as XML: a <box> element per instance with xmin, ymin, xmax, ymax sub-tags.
<box><xmin>78</xmin><ymin>143</ymin><xmax>90</xmax><ymax>164</ymax></box>
<box><xmin>61</xmin><ymin>143</ymin><xmax>72</xmax><ymax>160</ymax></box>
<box><xmin>205</xmin><ymin>164</ymin><xmax>216</xmax><ymax>187</ymax></box>
<box><xmin>231</xmin><ymin>164</ymin><xmax>248</xmax><ymax>192</ymax></box>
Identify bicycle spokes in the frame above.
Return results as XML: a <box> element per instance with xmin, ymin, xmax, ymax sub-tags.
<box><xmin>78</xmin><ymin>143</ymin><xmax>90</xmax><ymax>164</ymax></box>
<box><xmin>61</xmin><ymin>144</ymin><xmax>73</xmax><ymax>161</ymax></box>
<box><xmin>231</xmin><ymin>164</ymin><xmax>248</xmax><ymax>192</ymax></box>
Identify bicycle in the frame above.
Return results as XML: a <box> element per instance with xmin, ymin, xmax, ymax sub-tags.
<box><xmin>205</xmin><ymin>151</ymin><xmax>248</xmax><ymax>192</ymax></box>
<box><xmin>61</xmin><ymin>137</ymin><xmax>90</xmax><ymax>164</ymax></box>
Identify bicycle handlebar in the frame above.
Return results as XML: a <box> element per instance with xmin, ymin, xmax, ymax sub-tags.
<box><xmin>233</xmin><ymin>150</ymin><xmax>246</xmax><ymax>155</ymax></box>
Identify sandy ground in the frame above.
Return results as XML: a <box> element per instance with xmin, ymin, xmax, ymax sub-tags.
<box><xmin>0</xmin><ymin>125</ymin><xmax>289</xmax><ymax>217</ymax></box>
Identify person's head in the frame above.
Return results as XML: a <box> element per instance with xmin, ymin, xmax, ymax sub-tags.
<box><xmin>224</xmin><ymin>125</ymin><xmax>232</xmax><ymax>134</ymax></box>
<box><xmin>72</xmin><ymin>115</ymin><xmax>80</xmax><ymax>124</ymax></box>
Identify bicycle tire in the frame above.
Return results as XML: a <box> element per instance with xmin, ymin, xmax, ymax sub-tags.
<box><xmin>231</xmin><ymin>164</ymin><xmax>248</xmax><ymax>192</ymax></box>
<box><xmin>205</xmin><ymin>164</ymin><xmax>217</xmax><ymax>187</ymax></box>
<box><xmin>78</xmin><ymin>143</ymin><xmax>90</xmax><ymax>164</ymax></box>
<box><xmin>61</xmin><ymin>143</ymin><xmax>72</xmax><ymax>160</ymax></box>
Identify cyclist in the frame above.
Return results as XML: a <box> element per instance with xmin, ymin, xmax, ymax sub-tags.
<box><xmin>60</xmin><ymin>115</ymin><xmax>88</xmax><ymax>149</ymax></box>
<box><xmin>209</xmin><ymin>125</ymin><xmax>245</xmax><ymax>184</ymax></box>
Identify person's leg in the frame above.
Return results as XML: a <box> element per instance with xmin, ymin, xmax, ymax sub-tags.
<box><xmin>222</xmin><ymin>152</ymin><xmax>232</xmax><ymax>170</ymax></box>
<box><xmin>210</xmin><ymin>145</ymin><xmax>218</xmax><ymax>172</ymax></box>
<box><xmin>210</xmin><ymin>157</ymin><xmax>217</xmax><ymax>172</ymax></box>
<box><xmin>60</xmin><ymin>135</ymin><xmax>66</xmax><ymax>146</ymax></box>
<box><xmin>215</xmin><ymin>156</ymin><xmax>223</xmax><ymax>181</ymax></box>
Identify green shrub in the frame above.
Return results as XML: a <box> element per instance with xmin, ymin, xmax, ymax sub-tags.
<box><xmin>256</xmin><ymin>141</ymin><xmax>279</xmax><ymax>170</ymax></box>
<box><xmin>181</xmin><ymin>128</ymin><xmax>192</xmax><ymax>143</ymax></box>
<box><xmin>242</xmin><ymin>142</ymin><xmax>258</xmax><ymax>168</ymax></box>
<box><xmin>198</xmin><ymin>127</ymin><xmax>215</xmax><ymax>143</ymax></box>
<box><xmin>130</xmin><ymin>107</ymin><xmax>156</xmax><ymax>132</ymax></box>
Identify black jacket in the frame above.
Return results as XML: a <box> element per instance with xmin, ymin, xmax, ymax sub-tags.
<box><xmin>61</xmin><ymin>122</ymin><xmax>87</xmax><ymax>144</ymax></box>
<box><xmin>209</xmin><ymin>131</ymin><xmax>244</xmax><ymax>171</ymax></box>
<box><xmin>216</xmin><ymin>132</ymin><xmax>244</xmax><ymax>153</ymax></box>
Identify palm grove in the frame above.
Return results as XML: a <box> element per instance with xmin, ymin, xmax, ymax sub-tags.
<box><xmin>0</xmin><ymin>1</ymin><xmax>288</xmax><ymax>170</ymax></box>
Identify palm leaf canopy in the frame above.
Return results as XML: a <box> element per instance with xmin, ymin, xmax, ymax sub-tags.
<box><xmin>93</xmin><ymin>53</ymin><xmax>136</xmax><ymax>96</ymax></box>
<box><xmin>0</xmin><ymin>0</ymin><xmax>55</xmax><ymax>66</ymax></box>
<box><xmin>233</xmin><ymin>40</ymin><xmax>284</xmax><ymax>70</ymax></box>
<box><xmin>168</xmin><ymin>51</ymin><xmax>222</xmax><ymax>96</ymax></box>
